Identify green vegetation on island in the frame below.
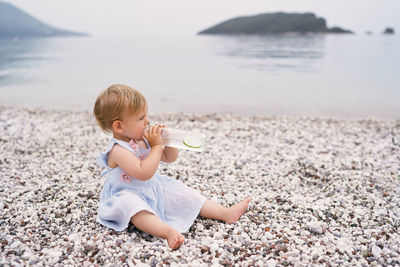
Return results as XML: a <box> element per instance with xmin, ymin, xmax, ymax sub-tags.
<box><xmin>198</xmin><ymin>12</ymin><xmax>353</xmax><ymax>35</ymax></box>
<box><xmin>0</xmin><ymin>1</ymin><xmax>88</xmax><ymax>38</ymax></box>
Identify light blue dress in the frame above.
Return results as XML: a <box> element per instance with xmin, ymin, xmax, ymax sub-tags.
<box><xmin>96</xmin><ymin>138</ymin><xmax>206</xmax><ymax>233</ymax></box>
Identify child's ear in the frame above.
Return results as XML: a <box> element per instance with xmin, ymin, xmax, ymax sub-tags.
<box><xmin>112</xmin><ymin>120</ymin><xmax>124</xmax><ymax>134</ymax></box>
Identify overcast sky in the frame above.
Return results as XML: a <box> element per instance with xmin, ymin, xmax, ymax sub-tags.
<box><xmin>5</xmin><ymin>0</ymin><xmax>400</xmax><ymax>37</ymax></box>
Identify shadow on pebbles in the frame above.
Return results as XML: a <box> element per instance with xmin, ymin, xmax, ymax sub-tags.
<box><xmin>0</xmin><ymin>106</ymin><xmax>399</xmax><ymax>266</ymax></box>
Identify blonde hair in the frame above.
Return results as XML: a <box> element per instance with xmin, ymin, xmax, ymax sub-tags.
<box><xmin>93</xmin><ymin>84</ymin><xmax>146</xmax><ymax>132</ymax></box>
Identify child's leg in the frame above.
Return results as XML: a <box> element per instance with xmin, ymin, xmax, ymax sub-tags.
<box><xmin>130</xmin><ymin>210</ymin><xmax>184</xmax><ymax>250</ymax></box>
<box><xmin>199</xmin><ymin>197</ymin><xmax>251</xmax><ymax>224</ymax></box>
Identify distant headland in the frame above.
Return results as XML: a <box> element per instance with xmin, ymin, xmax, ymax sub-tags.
<box><xmin>0</xmin><ymin>1</ymin><xmax>88</xmax><ymax>38</ymax></box>
<box><xmin>198</xmin><ymin>12</ymin><xmax>353</xmax><ymax>35</ymax></box>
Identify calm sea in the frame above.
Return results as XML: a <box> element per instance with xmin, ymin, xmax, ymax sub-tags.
<box><xmin>0</xmin><ymin>34</ymin><xmax>399</xmax><ymax>118</ymax></box>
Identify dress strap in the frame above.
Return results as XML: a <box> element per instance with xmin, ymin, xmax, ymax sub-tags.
<box><xmin>113</xmin><ymin>138</ymin><xmax>136</xmax><ymax>152</ymax></box>
<box><xmin>96</xmin><ymin>138</ymin><xmax>142</xmax><ymax>176</ymax></box>
<box><xmin>96</xmin><ymin>139</ymin><xmax>119</xmax><ymax>176</ymax></box>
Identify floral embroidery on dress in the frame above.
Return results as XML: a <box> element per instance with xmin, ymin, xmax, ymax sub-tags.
<box><xmin>129</xmin><ymin>140</ymin><xmax>139</xmax><ymax>152</ymax></box>
<box><xmin>120</xmin><ymin>173</ymin><xmax>132</xmax><ymax>183</ymax></box>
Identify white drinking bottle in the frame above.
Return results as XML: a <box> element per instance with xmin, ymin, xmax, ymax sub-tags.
<box><xmin>161</xmin><ymin>128</ymin><xmax>205</xmax><ymax>152</ymax></box>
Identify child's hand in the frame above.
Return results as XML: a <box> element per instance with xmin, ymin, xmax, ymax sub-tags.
<box><xmin>144</xmin><ymin>124</ymin><xmax>165</xmax><ymax>147</ymax></box>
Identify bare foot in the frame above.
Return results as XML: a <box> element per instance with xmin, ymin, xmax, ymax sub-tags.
<box><xmin>166</xmin><ymin>228</ymin><xmax>185</xmax><ymax>250</ymax></box>
<box><xmin>224</xmin><ymin>197</ymin><xmax>251</xmax><ymax>224</ymax></box>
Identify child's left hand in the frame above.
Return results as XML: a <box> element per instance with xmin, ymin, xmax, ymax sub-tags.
<box><xmin>144</xmin><ymin>124</ymin><xmax>164</xmax><ymax>147</ymax></box>
<box><xmin>156</xmin><ymin>124</ymin><xmax>166</xmax><ymax>129</ymax></box>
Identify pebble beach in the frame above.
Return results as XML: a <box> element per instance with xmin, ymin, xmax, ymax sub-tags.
<box><xmin>0</xmin><ymin>106</ymin><xmax>399</xmax><ymax>266</ymax></box>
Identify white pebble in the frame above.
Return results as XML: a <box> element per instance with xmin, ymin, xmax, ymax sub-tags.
<box><xmin>210</xmin><ymin>243</ymin><xmax>219</xmax><ymax>253</ymax></box>
<box><xmin>10</xmin><ymin>240</ymin><xmax>22</xmax><ymax>249</ymax></box>
<box><xmin>265</xmin><ymin>232</ymin><xmax>274</xmax><ymax>240</ymax></box>
<box><xmin>285</xmin><ymin>249</ymin><xmax>300</xmax><ymax>257</ymax></box>
<box><xmin>266</xmin><ymin>259</ymin><xmax>276</xmax><ymax>267</ymax></box>
<box><xmin>371</xmin><ymin>245</ymin><xmax>382</xmax><ymax>258</ymax></box>
<box><xmin>47</xmin><ymin>250</ymin><xmax>62</xmax><ymax>259</ymax></box>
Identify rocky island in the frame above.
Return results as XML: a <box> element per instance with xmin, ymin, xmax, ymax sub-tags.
<box><xmin>0</xmin><ymin>1</ymin><xmax>88</xmax><ymax>38</ymax></box>
<box><xmin>383</xmin><ymin>27</ymin><xmax>395</xmax><ymax>34</ymax></box>
<box><xmin>199</xmin><ymin>12</ymin><xmax>353</xmax><ymax>35</ymax></box>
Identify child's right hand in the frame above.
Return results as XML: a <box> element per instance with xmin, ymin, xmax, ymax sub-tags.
<box><xmin>144</xmin><ymin>124</ymin><xmax>164</xmax><ymax>148</ymax></box>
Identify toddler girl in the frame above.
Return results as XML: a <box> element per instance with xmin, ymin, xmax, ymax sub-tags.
<box><xmin>93</xmin><ymin>84</ymin><xmax>251</xmax><ymax>249</ymax></box>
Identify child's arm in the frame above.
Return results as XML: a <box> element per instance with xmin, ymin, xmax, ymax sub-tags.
<box><xmin>109</xmin><ymin>125</ymin><xmax>164</xmax><ymax>180</ymax></box>
<box><xmin>161</xmin><ymin>147</ymin><xmax>179</xmax><ymax>163</ymax></box>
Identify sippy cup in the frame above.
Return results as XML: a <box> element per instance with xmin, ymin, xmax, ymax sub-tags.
<box><xmin>161</xmin><ymin>128</ymin><xmax>205</xmax><ymax>152</ymax></box>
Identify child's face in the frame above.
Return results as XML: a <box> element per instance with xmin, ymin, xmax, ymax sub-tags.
<box><xmin>120</xmin><ymin>105</ymin><xmax>149</xmax><ymax>140</ymax></box>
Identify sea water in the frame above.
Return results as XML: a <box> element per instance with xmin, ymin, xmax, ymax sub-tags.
<box><xmin>0</xmin><ymin>34</ymin><xmax>399</xmax><ymax>118</ymax></box>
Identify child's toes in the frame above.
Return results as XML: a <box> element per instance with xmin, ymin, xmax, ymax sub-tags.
<box><xmin>170</xmin><ymin>237</ymin><xmax>184</xmax><ymax>250</ymax></box>
<box><xmin>166</xmin><ymin>229</ymin><xmax>185</xmax><ymax>250</ymax></box>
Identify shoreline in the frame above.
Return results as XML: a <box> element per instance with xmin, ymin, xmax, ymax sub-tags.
<box><xmin>1</xmin><ymin>106</ymin><xmax>399</xmax><ymax>265</ymax></box>
<box><xmin>1</xmin><ymin>105</ymin><xmax>399</xmax><ymax>122</ymax></box>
